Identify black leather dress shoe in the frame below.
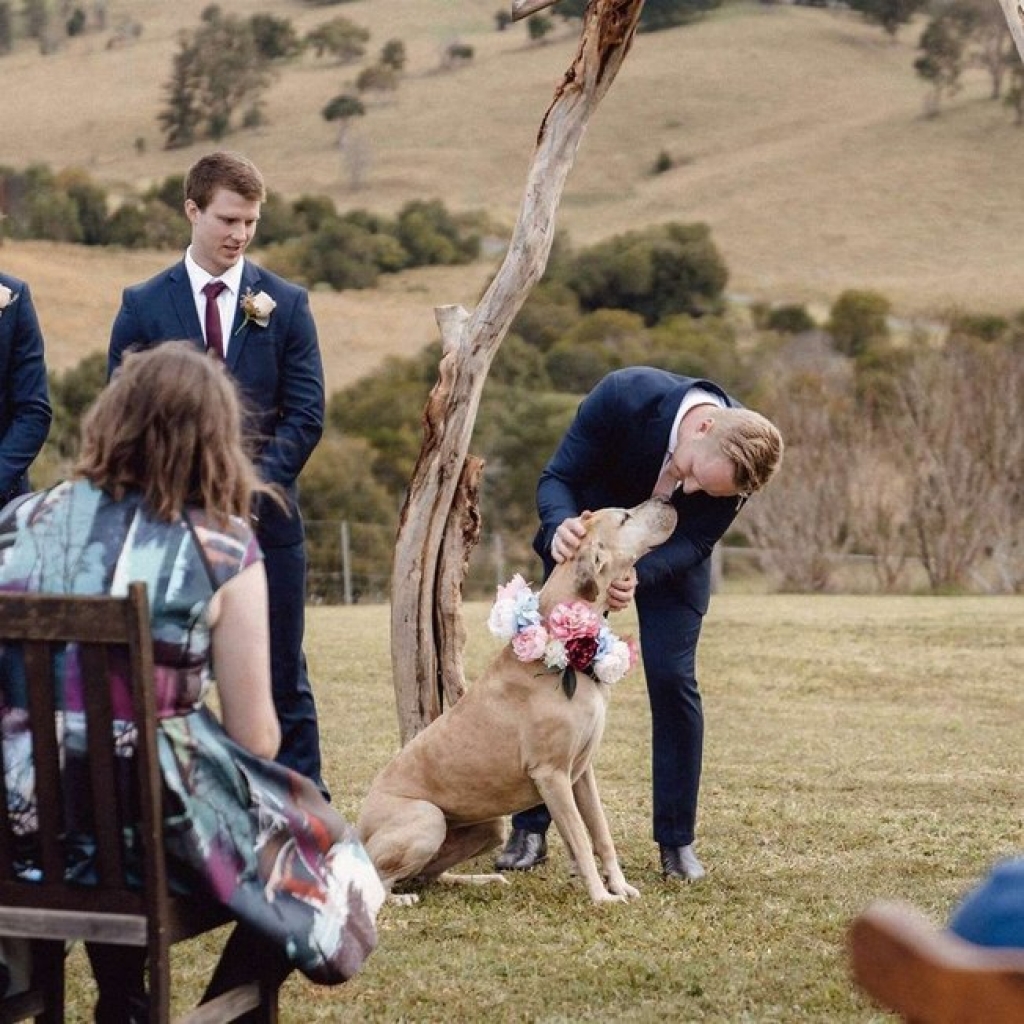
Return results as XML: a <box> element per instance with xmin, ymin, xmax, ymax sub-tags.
<box><xmin>494</xmin><ymin>828</ymin><xmax>548</xmax><ymax>871</ymax></box>
<box><xmin>660</xmin><ymin>843</ymin><xmax>706</xmax><ymax>882</ymax></box>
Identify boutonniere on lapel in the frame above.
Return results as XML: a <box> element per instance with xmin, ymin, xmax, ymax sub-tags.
<box><xmin>235</xmin><ymin>289</ymin><xmax>276</xmax><ymax>335</ymax></box>
<box><xmin>0</xmin><ymin>285</ymin><xmax>18</xmax><ymax>320</ymax></box>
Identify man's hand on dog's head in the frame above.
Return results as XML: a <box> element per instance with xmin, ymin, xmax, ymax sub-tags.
<box><xmin>551</xmin><ymin>514</ymin><xmax>589</xmax><ymax>563</ymax></box>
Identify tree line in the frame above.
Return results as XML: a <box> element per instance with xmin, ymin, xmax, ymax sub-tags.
<box><xmin>33</xmin><ymin>220</ymin><xmax>1023</xmax><ymax>600</ymax></box>
<box><xmin>0</xmin><ymin>163</ymin><xmax>484</xmax><ymax>290</ymax></box>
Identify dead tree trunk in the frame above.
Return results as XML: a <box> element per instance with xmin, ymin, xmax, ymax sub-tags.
<box><xmin>389</xmin><ymin>0</ymin><xmax>646</xmax><ymax>745</ymax></box>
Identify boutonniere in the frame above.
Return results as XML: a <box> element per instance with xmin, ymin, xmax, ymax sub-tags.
<box><xmin>235</xmin><ymin>289</ymin><xmax>276</xmax><ymax>335</ymax></box>
<box><xmin>0</xmin><ymin>285</ymin><xmax>18</xmax><ymax>319</ymax></box>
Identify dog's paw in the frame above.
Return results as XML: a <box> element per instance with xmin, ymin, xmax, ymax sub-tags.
<box><xmin>608</xmin><ymin>880</ymin><xmax>640</xmax><ymax>900</ymax></box>
<box><xmin>390</xmin><ymin>892</ymin><xmax>421</xmax><ymax>906</ymax></box>
<box><xmin>591</xmin><ymin>890</ymin><xmax>631</xmax><ymax>904</ymax></box>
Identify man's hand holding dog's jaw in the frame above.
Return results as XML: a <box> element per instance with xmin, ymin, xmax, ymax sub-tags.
<box><xmin>606</xmin><ymin>568</ymin><xmax>637</xmax><ymax>611</ymax></box>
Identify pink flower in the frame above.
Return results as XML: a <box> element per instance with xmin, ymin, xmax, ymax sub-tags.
<box><xmin>547</xmin><ymin>601</ymin><xmax>600</xmax><ymax>642</ymax></box>
<box><xmin>512</xmin><ymin>624</ymin><xmax>549</xmax><ymax>662</ymax></box>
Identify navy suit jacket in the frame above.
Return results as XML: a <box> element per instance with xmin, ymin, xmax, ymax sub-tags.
<box><xmin>108</xmin><ymin>259</ymin><xmax>324</xmax><ymax>548</ymax></box>
<box><xmin>0</xmin><ymin>274</ymin><xmax>52</xmax><ymax>505</ymax></box>
<box><xmin>534</xmin><ymin>367</ymin><xmax>744</xmax><ymax>615</ymax></box>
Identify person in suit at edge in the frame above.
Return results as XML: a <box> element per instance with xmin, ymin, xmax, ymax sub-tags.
<box><xmin>494</xmin><ymin>366</ymin><xmax>783</xmax><ymax>881</ymax></box>
<box><xmin>107</xmin><ymin>151</ymin><xmax>328</xmax><ymax>797</ymax></box>
<box><xmin>0</xmin><ymin>272</ymin><xmax>52</xmax><ymax>508</ymax></box>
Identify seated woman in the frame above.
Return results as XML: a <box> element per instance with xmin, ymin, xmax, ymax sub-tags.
<box><xmin>0</xmin><ymin>342</ymin><xmax>385</xmax><ymax>1021</ymax></box>
<box><xmin>850</xmin><ymin>857</ymin><xmax>1024</xmax><ymax>1022</ymax></box>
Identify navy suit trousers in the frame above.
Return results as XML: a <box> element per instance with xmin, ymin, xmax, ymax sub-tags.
<box><xmin>263</xmin><ymin>542</ymin><xmax>326</xmax><ymax>796</ymax></box>
<box><xmin>512</xmin><ymin>590</ymin><xmax>705</xmax><ymax>847</ymax></box>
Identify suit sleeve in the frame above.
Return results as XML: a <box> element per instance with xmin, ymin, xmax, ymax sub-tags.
<box><xmin>0</xmin><ymin>285</ymin><xmax>52</xmax><ymax>502</ymax></box>
<box><xmin>535</xmin><ymin>373</ymin><xmax>626</xmax><ymax>561</ymax></box>
<box><xmin>635</xmin><ymin>493</ymin><xmax>741</xmax><ymax>591</ymax></box>
<box><xmin>255</xmin><ymin>288</ymin><xmax>324</xmax><ymax>489</ymax></box>
<box><xmin>108</xmin><ymin>287</ymin><xmax>143</xmax><ymax>377</ymax></box>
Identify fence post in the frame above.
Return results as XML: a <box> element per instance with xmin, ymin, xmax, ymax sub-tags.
<box><xmin>341</xmin><ymin>520</ymin><xmax>352</xmax><ymax>605</ymax></box>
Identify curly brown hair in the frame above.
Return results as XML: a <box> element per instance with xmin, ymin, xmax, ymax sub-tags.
<box><xmin>76</xmin><ymin>342</ymin><xmax>273</xmax><ymax>526</ymax></box>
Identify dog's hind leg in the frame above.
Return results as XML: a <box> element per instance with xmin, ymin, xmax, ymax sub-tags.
<box><xmin>358</xmin><ymin>796</ymin><xmax>448</xmax><ymax>903</ymax></box>
<box><xmin>573</xmin><ymin>766</ymin><xmax>637</xmax><ymax>899</ymax></box>
<box><xmin>424</xmin><ymin>818</ymin><xmax>511</xmax><ymax>888</ymax></box>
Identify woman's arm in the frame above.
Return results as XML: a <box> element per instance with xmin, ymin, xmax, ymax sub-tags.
<box><xmin>206</xmin><ymin>561</ymin><xmax>281</xmax><ymax>759</ymax></box>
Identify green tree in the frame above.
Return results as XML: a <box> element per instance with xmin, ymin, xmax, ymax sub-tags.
<box><xmin>566</xmin><ymin>222</ymin><xmax>728</xmax><ymax>324</ymax></box>
<box><xmin>915</xmin><ymin>3</ymin><xmax>978</xmax><ymax>114</ymax></box>
<box><xmin>0</xmin><ymin>3</ymin><xmax>12</xmax><ymax>55</ymax></box>
<box><xmin>304</xmin><ymin>16</ymin><xmax>369</xmax><ymax>62</ymax></box>
<box><xmin>396</xmin><ymin>199</ymin><xmax>480</xmax><ymax>266</ymax></box>
<box><xmin>380</xmin><ymin>38</ymin><xmax>406</xmax><ymax>71</ymax></box>
<box><xmin>827</xmin><ymin>289</ymin><xmax>891</xmax><ymax>358</ymax></box>
<box><xmin>158</xmin><ymin>10</ymin><xmax>274</xmax><ymax>148</ymax></box>
<box><xmin>249</xmin><ymin>13</ymin><xmax>303</xmax><ymax>60</ymax></box>
<box><xmin>322</xmin><ymin>92</ymin><xmax>365</xmax><ymax>146</ymax></box>
<box><xmin>528</xmin><ymin>14</ymin><xmax>554</xmax><ymax>41</ymax></box>
<box><xmin>356</xmin><ymin>63</ymin><xmax>400</xmax><ymax>98</ymax></box>
<box><xmin>848</xmin><ymin>0</ymin><xmax>926</xmax><ymax>38</ymax></box>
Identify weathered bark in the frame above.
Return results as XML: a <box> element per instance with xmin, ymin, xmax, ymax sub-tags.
<box><xmin>997</xmin><ymin>0</ymin><xmax>1024</xmax><ymax>65</ymax></box>
<box><xmin>389</xmin><ymin>0</ymin><xmax>646</xmax><ymax>745</ymax></box>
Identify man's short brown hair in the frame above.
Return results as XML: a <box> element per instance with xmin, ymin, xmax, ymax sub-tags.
<box><xmin>184</xmin><ymin>151</ymin><xmax>266</xmax><ymax>210</ymax></box>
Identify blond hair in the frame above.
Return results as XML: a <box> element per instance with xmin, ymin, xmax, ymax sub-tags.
<box><xmin>76</xmin><ymin>343</ymin><xmax>272</xmax><ymax>526</ymax></box>
<box><xmin>711</xmin><ymin>407</ymin><xmax>783</xmax><ymax>496</ymax></box>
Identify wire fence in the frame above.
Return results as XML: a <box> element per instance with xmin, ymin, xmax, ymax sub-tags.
<box><xmin>303</xmin><ymin>520</ymin><xmax>926</xmax><ymax>604</ymax></box>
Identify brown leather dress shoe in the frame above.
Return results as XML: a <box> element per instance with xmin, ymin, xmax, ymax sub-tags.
<box><xmin>494</xmin><ymin>828</ymin><xmax>548</xmax><ymax>871</ymax></box>
<box><xmin>659</xmin><ymin>843</ymin><xmax>706</xmax><ymax>882</ymax></box>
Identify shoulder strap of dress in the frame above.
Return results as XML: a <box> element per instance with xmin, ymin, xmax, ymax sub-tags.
<box><xmin>180</xmin><ymin>507</ymin><xmax>221</xmax><ymax>593</ymax></box>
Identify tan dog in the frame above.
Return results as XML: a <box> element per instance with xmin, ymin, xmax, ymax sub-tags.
<box><xmin>357</xmin><ymin>498</ymin><xmax>677</xmax><ymax>904</ymax></box>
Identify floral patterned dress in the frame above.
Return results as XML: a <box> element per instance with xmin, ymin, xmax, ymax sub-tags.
<box><xmin>0</xmin><ymin>480</ymin><xmax>384</xmax><ymax>984</ymax></box>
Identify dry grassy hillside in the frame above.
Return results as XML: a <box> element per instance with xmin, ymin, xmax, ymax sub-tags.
<box><xmin>3</xmin><ymin>0</ymin><xmax>1024</xmax><ymax>389</ymax></box>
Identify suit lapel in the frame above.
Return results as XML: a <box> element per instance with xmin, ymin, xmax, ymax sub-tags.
<box><xmin>167</xmin><ymin>262</ymin><xmax>204</xmax><ymax>347</ymax></box>
<box><xmin>227</xmin><ymin>262</ymin><xmax>261</xmax><ymax>372</ymax></box>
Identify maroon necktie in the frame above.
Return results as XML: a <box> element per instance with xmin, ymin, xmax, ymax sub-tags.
<box><xmin>202</xmin><ymin>280</ymin><xmax>228</xmax><ymax>360</ymax></box>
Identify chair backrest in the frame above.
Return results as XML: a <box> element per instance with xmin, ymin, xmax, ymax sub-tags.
<box><xmin>0</xmin><ymin>580</ymin><xmax>169</xmax><ymax>952</ymax></box>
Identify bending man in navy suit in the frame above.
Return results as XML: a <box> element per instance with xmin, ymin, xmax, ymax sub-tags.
<box><xmin>495</xmin><ymin>367</ymin><xmax>783</xmax><ymax>881</ymax></box>
<box><xmin>108</xmin><ymin>151</ymin><xmax>328</xmax><ymax>795</ymax></box>
<box><xmin>0</xmin><ymin>273</ymin><xmax>52</xmax><ymax>508</ymax></box>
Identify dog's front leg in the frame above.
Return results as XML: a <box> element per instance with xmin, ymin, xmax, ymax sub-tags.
<box><xmin>533</xmin><ymin>771</ymin><xmax>623</xmax><ymax>903</ymax></box>
<box><xmin>573</xmin><ymin>766</ymin><xmax>638</xmax><ymax>899</ymax></box>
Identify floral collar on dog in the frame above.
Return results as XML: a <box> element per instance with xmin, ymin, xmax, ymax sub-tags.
<box><xmin>487</xmin><ymin>574</ymin><xmax>639</xmax><ymax>698</ymax></box>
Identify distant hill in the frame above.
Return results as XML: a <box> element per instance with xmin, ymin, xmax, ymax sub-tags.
<box><xmin>3</xmin><ymin>0</ymin><xmax>1024</xmax><ymax>391</ymax></box>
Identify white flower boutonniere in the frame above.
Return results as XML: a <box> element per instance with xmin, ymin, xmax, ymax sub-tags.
<box><xmin>0</xmin><ymin>285</ymin><xmax>19</xmax><ymax>319</ymax></box>
<box><xmin>235</xmin><ymin>289</ymin><xmax>276</xmax><ymax>335</ymax></box>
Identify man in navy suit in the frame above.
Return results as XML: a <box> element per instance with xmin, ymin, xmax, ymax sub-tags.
<box><xmin>494</xmin><ymin>366</ymin><xmax>783</xmax><ymax>881</ymax></box>
<box><xmin>108</xmin><ymin>151</ymin><xmax>328</xmax><ymax>796</ymax></box>
<box><xmin>0</xmin><ymin>273</ymin><xmax>52</xmax><ymax>508</ymax></box>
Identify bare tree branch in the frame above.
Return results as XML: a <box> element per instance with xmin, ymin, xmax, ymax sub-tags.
<box><xmin>389</xmin><ymin>0</ymin><xmax>646</xmax><ymax>744</ymax></box>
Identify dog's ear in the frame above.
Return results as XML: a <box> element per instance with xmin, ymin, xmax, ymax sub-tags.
<box><xmin>573</xmin><ymin>542</ymin><xmax>605</xmax><ymax>602</ymax></box>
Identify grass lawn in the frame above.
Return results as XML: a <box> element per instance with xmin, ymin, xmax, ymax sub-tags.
<box><xmin>60</xmin><ymin>593</ymin><xmax>1024</xmax><ymax>1021</ymax></box>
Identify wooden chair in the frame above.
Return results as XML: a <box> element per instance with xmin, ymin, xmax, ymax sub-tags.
<box><xmin>849</xmin><ymin>900</ymin><xmax>1024</xmax><ymax>1023</ymax></box>
<box><xmin>0</xmin><ymin>582</ymin><xmax>279</xmax><ymax>1023</ymax></box>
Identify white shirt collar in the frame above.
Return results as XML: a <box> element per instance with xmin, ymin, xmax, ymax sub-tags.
<box><xmin>184</xmin><ymin>248</ymin><xmax>245</xmax><ymax>299</ymax></box>
<box><xmin>666</xmin><ymin>386</ymin><xmax>725</xmax><ymax>455</ymax></box>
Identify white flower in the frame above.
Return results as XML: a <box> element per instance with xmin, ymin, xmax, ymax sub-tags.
<box><xmin>487</xmin><ymin>599</ymin><xmax>520</xmax><ymax>641</ymax></box>
<box><xmin>0</xmin><ymin>285</ymin><xmax>18</xmax><ymax>318</ymax></box>
<box><xmin>543</xmin><ymin>638</ymin><xmax>568</xmax><ymax>671</ymax></box>
<box><xmin>236</xmin><ymin>289</ymin><xmax>276</xmax><ymax>333</ymax></box>
<box><xmin>592</xmin><ymin>639</ymin><xmax>633</xmax><ymax>685</ymax></box>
